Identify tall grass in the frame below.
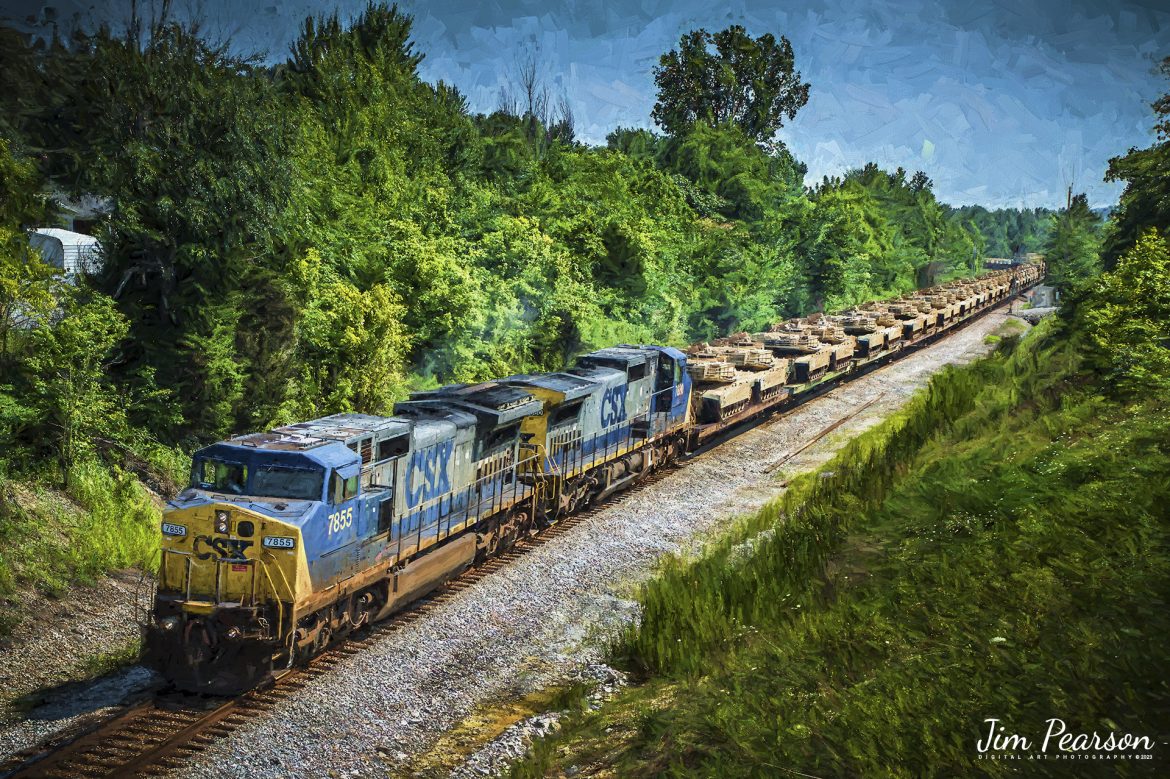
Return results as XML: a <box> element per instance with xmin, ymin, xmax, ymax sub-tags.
<box><xmin>622</xmin><ymin>328</ymin><xmax>1058</xmax><ymax>677</ymax></box>
<box><xmin>0</xmin><ymin>459</ymin><xmax>161</xmax><ymax>633</ymax></box>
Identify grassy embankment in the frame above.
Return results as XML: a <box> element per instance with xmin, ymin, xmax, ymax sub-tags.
<box><xmin>0</xmin><ymin>448</ymin><xmax>187</xmax><ymax>637</ymax></box>
<box><xmin>511</xmin><ymin>318</ymin><xmax>1169</xmax><ymax>778</ymax></box>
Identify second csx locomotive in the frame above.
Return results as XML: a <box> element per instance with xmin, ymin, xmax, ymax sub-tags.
<box><xmin>145</xmin><ymin>264</ymin><xmax>1042</xmax><ymax>693</ymax></box>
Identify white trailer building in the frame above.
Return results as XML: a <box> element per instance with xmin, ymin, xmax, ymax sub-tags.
<box><xmin>28</xmin><ymin>228</ymin><xmax>102</xmax><ymax>277</ymax></box>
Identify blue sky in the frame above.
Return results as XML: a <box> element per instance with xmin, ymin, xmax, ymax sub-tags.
<box><xmin>3</xmin><ymin>0</ymin><xmax>1168</xmax><ymax>208</ymax></box>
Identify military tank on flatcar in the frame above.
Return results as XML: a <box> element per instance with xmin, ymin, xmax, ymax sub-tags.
<box><xmin>685</xmin><ymin>339</ymin><xmax>792</xmax><ymax>424</ymax></box>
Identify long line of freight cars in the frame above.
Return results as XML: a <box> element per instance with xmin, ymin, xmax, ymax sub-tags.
<box><xmin>145</xmin><ymin>262</ymin><xmax>1043</xmax><ymax>693</ymax></box>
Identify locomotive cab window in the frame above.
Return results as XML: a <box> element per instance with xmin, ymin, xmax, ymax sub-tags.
<box><xmin>655</xmin><ymin>356</ymin><xmax>674</xmax><ymax>391</ymax></box>
<box><xmin>194</xmin><ymin>459</ymin><xmax>248</xmax><ymax>495</ymax></box>
<box><xmin>627</xmin><ymin>361</ymin><xmax>647</xmax><ymax>381</ymax></box>
<box><xmin>252</xmin><ymin>464</ymin><xmax>324</xmax><ymax>501</ymax></box>
<box><xmin>330</xmin><ymin>472</ymin><xmax>359</xmax><ymax>504</ymax></box>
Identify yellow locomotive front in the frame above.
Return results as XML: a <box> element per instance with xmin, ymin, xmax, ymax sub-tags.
<box><xmin>145</xmin><ymin>436</ymin><xmax>350</xmax><ymax>694</ymax></box>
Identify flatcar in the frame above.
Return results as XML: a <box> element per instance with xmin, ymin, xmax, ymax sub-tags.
<box><xmin>145</xmin><ymin>263</ymin><xmax>1043</xmax><ymax>693</ymax></box>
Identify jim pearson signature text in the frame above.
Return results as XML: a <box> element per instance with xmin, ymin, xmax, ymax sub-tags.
<box><xmin>977</xmin><ymin>718</ymin><xmax>1156</xmax><ymax>760</ymax></box>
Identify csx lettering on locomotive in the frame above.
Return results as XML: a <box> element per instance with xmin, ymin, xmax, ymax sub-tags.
<box><xmin>192</xmin><ymin>535</ymin><xmax>253</xmax><ymax>561</ymax></box>
<box><xmin>600</xmin><ymin>385</ymin><xmax>628</xmax><ymax>427</ymax></box>
<box><xmin>407</xmin><ymin>440</ymin><xmax>453</xmax><ymax>506</ymax></box>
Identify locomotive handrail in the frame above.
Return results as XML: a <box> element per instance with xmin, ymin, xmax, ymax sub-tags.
<box><xmin>257</xmin><ymin>555</ymin><xmax>289</xmax><ymax>636</ymax></box>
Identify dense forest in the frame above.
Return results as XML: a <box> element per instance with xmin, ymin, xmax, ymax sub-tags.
<box><xmin>0</xmin><ymin>6</ymin><xmax>1090</xmax><ymax>615</ymax></box>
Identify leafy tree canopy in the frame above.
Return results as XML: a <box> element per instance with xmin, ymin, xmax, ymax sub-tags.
<box><xmin>652</xmin><ymin>26</ymin><xmax>810</xmax><ymax>143</ymax></box>
<box><xmin>1102</xmin><ymin>55</ymin><xmax>1170</xmax><ymax>270</ymax></box>
<box><xmin>1043</xmin><ymin>193</ymin><xmax>1102</xmax><ymax>291</ymax></box>
<box><xmin>0</xmin><ymin>3</ymin><xmax>1047</xmax><ymax>455</ymax></box>
<box><xmin>1078</xmin><ymin>229</ymin><xmax>1170</xmax><ymax>394</ymax></box>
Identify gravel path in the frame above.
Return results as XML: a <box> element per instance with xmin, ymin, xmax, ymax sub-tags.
<box><xmin>173</xmin><ymin>311</ymin><xmax>1020</xmax><ymax>779</ymax></box>
<box><xmin>0</xmin><ymin>310</ymin><xmax>1020</xmax><ymax>777</ymax></box>
<box><xmin>0</xmin><ymin>569</ymin><xmax>155</xmax><ymax>715</ymax></box>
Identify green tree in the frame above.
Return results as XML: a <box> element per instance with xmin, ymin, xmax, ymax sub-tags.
<box><xmin>797</xmin><ymin>183</ymin><xmax>884</xmax><ymax>311</ymax></box>
<box><xmin>652</xmin><ymin>26</ymin><xmax>810</xmax><ymax>142</ymax></box>
<box><xmin>606</xmin><ymin>127</ymin><xmax>663</xmax><ymax>162</ymax></box>
<box><xmin>0</xmin><ymin>139</ymin><xmax>56</xmax><ymax>356</ymax></box>
<box><xmin>24</xmin><ymin>290</ymin><xmax>130</xmax><ymax>485</ymax></box>
<box><xmin>1078</xmin><ymin>229</ymin><xmax>1170</xmax><ymax>394</ymax></box>
<box><xmin>1102</xmin><ymin>56</ymin><xmax>1170</xmax><ymax>270</ymax></box>
<box><xmin>663</xmin><ymin>121</ymin><xmax>804</xmax><ymax>222</ymax></box>
<box><xmin>1043</xmin><ymin>193</ymin><xmax>1102</xmax><ymax>290</ymax></box>
<box><xmin>0</xmin><ymin>138</ymin><xmax>57</xmax><ymax>453</ymax></box>
<box><xmin>26</xmin><ymin>22</ymin><xmax>297</xmax><ymax>440</ymax></box>
<box><xmin>279</xmin><ymin>249</ymin><xmax>412</xmax><ymax>420</ymax></box>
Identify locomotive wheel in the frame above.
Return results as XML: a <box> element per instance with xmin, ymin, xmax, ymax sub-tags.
<box><xmin>515</xmin><ymin>510</ymin><xmax>536</xmax><ymax>538</ymax></box>
<box><xmin>314</xmin><ymin>623</ymin><xmax>333</xmax><ymax>655</ymax></box>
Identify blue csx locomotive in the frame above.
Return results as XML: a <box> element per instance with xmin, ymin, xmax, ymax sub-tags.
<box><xmin>146</xmin><ymin>345</ymin><xmax>692</xmax><ymax>692</ymax></box>
<box><xmin>144</xmin><ymin>265</ymin><xmax>1043</xmax><ymax>692</ymax></box>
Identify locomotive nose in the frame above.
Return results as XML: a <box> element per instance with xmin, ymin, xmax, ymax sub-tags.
<box><xmin>150</xmin><ymin>500</ymin><xmax>299</xmax><ymax>693</ymax></box>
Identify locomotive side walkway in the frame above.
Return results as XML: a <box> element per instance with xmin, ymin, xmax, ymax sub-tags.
<box><xmin>0</xmin><ymin>309</ymin><xmax>1026</xmax><ymax>777</ymax></box>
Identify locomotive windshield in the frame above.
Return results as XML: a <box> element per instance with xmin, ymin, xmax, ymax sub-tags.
<box><xmin>191</xmin><ymin>457</ymin><xmax>324</xmax><ymax>501</ymax></box>
<box><xmin>252</xmin><ymin>464</ymin><xmax>325</xmax><ymax>501</ymax></box>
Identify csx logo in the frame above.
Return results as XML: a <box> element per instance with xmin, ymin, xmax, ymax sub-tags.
<box><xmin>407</xmin><ymin>441</ymin><xmax>453</xmax><ymax>507</ymax></box>
<box><xmin>601</xmin><ymin>385</ymin><xmax>628</xmax><ymax>427</ymax></box>
<box><xmin>193</xmin><ymin>535</ymin><xmax>253</xmax><ymax>562</ymax></box>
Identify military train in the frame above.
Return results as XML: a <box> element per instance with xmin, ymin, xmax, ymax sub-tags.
<box><xmin>145</xmin><ymin>263</ymin><xmax>1043</xmax><ymax>693</ymax></box>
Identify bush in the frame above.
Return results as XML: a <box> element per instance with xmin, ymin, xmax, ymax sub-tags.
<box><xmin>0</xmin><ymin>459</ymin><xmax>159</xmax><ymax>632</ymax></box>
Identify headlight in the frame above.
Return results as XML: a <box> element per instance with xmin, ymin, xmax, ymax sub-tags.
<box><xmin>161</xmin><ymin>522</ymin><xmax>186</xmax><ymax>537</ymax></box>
<box><xmin>158</xmin><ymin>616</ymin><xmax>180</xmax><ymax>631</ymax></box>
<box><xmin>262</xmin><ymin>536</ymin><xmax>296</xmax><ymax>549</ymax></box>
<box><xmin>214</xmin><ymin>510</ymin><xmax>230</xmax><ymax>534</ymax></box>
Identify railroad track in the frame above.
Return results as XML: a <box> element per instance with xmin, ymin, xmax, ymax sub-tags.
<box><xmin>0</xmin><ymin>473</ymin><xmax>672</xmax><ymax>779</ymax></box>
<box><xmin>0</xmin><ymin>290</ymin><xmax>1031</xmax><ymax>778</ymax></box>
